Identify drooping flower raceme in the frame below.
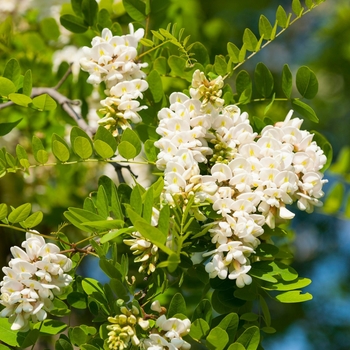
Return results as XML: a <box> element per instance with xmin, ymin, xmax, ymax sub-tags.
<box><xmin>0</xmin><ymin>232</ymin><xmax>73</xmax><ymax>331</ymax></box>
<box><xmin>153</xmin><ymin>69</ymin><xmax>328</xmax><ymax>288</ymax></box>
<box><xmin>80</xmin><ymin>25</ymin><xmax>149</xmax><ymax>135</ymax></box>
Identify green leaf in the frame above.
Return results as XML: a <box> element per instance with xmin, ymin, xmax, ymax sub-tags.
<box><xmin>262</xmin><ymin>277</ymin><xmax>312</xmax><ymax>291</ymax></box>
<box><xmin>0</xmin><ymin>344</ymin><xmax>12</xmax><ymax>350</ymax></box>
<box><xmin>227</xmin><ymin>344</ymin><xmax>246</xmax><ymax>350</ymax></box>
<box><xmin>8</xmin><ymin>203</ymin><xmax>31</xmax><ymax>223</ymax></box>
<box><xmin>282</xmin><ymin>64</ymin><xmax>293</xmax><ymax>98</ymax></box>
<box><xmin>292</xmin><ymin>99</ymin><xmax>319</xmax><ymax>122</ymax></box>
<box><xmin>192</xmin><ymin>299</ymin><xmax>212</xmax><ymax>323</ymax></box>
<box><xmin>236</xmin><ymin>326</ymin><xmax>260</xmax><ymax>350</ymax></box>
<box><xmin>16</xmin><ymin>144</ymin><xmax>29</xmax><ymax>169</ymax></box>
<box><xmin>276</xmin><ymin>5</ymin><xmax>288</xmax><ymax>28</ymax></box>
<box><xmin>99</xmin><ymin>259</ymin><xmax>122</xmax><ymax>280</ymax></box>
<box><xmin>236</xmin><ymin>70</ymin><xmax>252</xmax><ymax>96</ymax></box>
<box><xmin>214</xmin><ymin>55</ymin><xmax>228</xmax><ymax>76</ymax></box>
<box><xmin>118</xmin><ymin>141</ymin><xmax>136</xmax><ymax>159</ymax></box>
<box><xmin>259</xmin><ymin>15</ymin><xmax>273</xmax><ymax>40</ymax></box>
<box><xmin>82</xmin><ymin>0</ymin><xmax>98</xmax><ymax>26</ymax></box>
<box><xmin>97</xmin><ymin>9</ymin><xmax>112</xmax><ymax>31</ymax></box>
<box><xmin>3</xmin><ymin>58</ymin><xmax>21</xmax><ymax>88</ymax></box>
<box><xmin>40</xmin><ymin>17</ymin><xmax>60</xmax><ymax>41</ymax></box>
<box><xmin>168</xmin><ymin>55</ymin><xmax>187</xmax><ymax>77</ymax></box>
<box><xmin>71</xmin><ymin>0</ymin><xmax>83</xmax><ymax>16</ymax></box>
<box><xmin>227</xmin><ymin>42</ymin><xmax>240</xmax><ymax>64</ymax></box>
<box><xmin>305</xmin><ymin>0</ymin><xmax>315</xmax><ymax>9</ymax></box>
<box><xmin>206</xmin><ymin>327</ymin><xmax>229</xmax><ymax>350</ymax></box>
<box><xmin>0</xmin><ymin>119</ymin><xmax>22</xmax><ymax>137</ymax></box>
<box><xmin>275</xmin><ymin>290</ymin><xmax>313</xmax><ymax>303</ymax></box>
<box><xmin>189</xmin><ymin>42</ymin><xmax>210</xmax><ymax>66</ymax></box>
<box><xmin>147</xmin><ymin>69</ymin><xmax>163</xmax><ymax>103</ymax></box>
<box><xmin>130</xmin><ymin>185</ymin><xmax>143</xmax><ymax>215</ymax></box>
<box><xmin>345</xmin><ymin>193</ymin><xmax>350</xmax><ymax>219</ymax></box>
<box><xmin>153</xmin><ymin>57</ymin><xmax>167</xmax><ymax>75</ymax></box>
<box><xmin>255</xmin><ymin>243</ymin><xmax>279</xmax><ymax>258</ymax></box>
<box><xmin>189</xmin><ymin>318</ymin><xmax>210</xmax><ymax>341</ymax></box>
<box><xmin>254</xmin><ymin>62</ymin><xmax>274</xmax><ymax>97</ymax></box>
<box><xmin>122</xmin><ymin>0</ymin><xmax>146</xmax><ymax>22</ymax></box>
<box><xmin>323</xmin><ymin>182</ymin><xmax>344</xmax><ymax>214</ymax></box>
<box><xmin>100</xmin><ymin>227</ymin><xmax>133</xmax><ymax>243</ymax></box>
<box><xmin>168</xmin><ymin>293</ymin><xmax>187</xmax><ymax>317</ymax></box>
<box><xmin>243</xmin><ymin>28</ymin><xmax>258</xmax><ymax>52</ymax></box>
<box><xmin>250</xmin><ymin>261</ymin><xmax>298</xmax><ymax>283</ymax></box>
<box><xmin>121</xmin><ymin>127</ymin><xmax>141</xmax><ymax>154</ymax></box>
<box><xmin>55</xmin><ymin>337</ymin><xmax>73</xmax><ymax>350</ymax></box>
<box><xmin>0</xmin><ymin>77</ymin><xmax>16</xmax><ymax>96</ymax></box>
<box><xmin>82</xmin><ymin>277</ymin><xmax>104</xmax><ymax>295</ymax></box>
<box><xmin>60</xmin><ymin>14</ymin><xmax>89</xmax><ymax>33</ymax></box>
<box><xmin>32</xmin><ymin>135</ymin><xmax>47</xmax><ymax>164</ymax></box>
<box><xmin>33</xmin><ymin>319</ymin><xmax>68</xmax><ymax>335</ymax></box>
<box><xmin>0</xmin><ymin>203</ymin><xmax>8</xmax><ymax>220</ymax></box>
<box><xmin>296</xmin><ymin>66</ymin><xmax>318</xmax><ymax>99</ymax></box>
<box><xmin>23</xmin><ymin>211</ymin><xmax>43</xmax><ymax>228</ymax></box>
<box><xmin>96</xmin><ymin>185</ymin><xmax>109</xmax><ymax>218</ymax></box>
<box><xmin>71</xmin><ymin>127</ymin><xmax>93</xmax><ymax>159</ymax></box>
<box><xmin>151</xmin><ymin>30</ymin><xmax>165</xmax><ymax>41</ymax></box>
<box><xmin>0</xmin><ymin>318</ymin><xmax>19</xmax><ymax>346</ymax></box>
<box><xmin>52</xmin><ymin>139</ymin><xmax>71</xmax><ymax>162</ymax></box>
<box><xmin>94</xmin><ymin>126</ymin><xmax>117</xmax><ymax>154</ymax></box>
<box><xmin>94</xmin><ymin>140</ymin><xmax>114</xmax><ymax>158</ymax></box>
<box><xmin>8</xmin><ymin>93</ymin><xmax>32</xmax><ymax>107</ymax></box>
<box><xmin>31</xmin><ymin>94</ymin><xmax>57</xmax><ymax>111</ymax></box>
<box><xmin>144</xmin><ymin>139</ymin><xmax>158</xmax><ymax>162</ymax></box>
<box><xmin>127</xmin><ymin>208</ymin><xmax>172</xmax><ymax>255</ymax></box>
<box><xmin>74</xmin><ymin>137</ymin><xmax>93</xmax><ymax>159</ymax></box>
<box><xmin>292</xmin><ymin>0</ymin><xmax>304</xmax><ymax>16</ymax></box>
<box><xmin>215</xmin><ymin>313</ymin><xmax>239</xmax><ymax>345</ymax></box>
<box><xmin>69</xmin><ymin>327</ymin><xmax>88</xmax><ymax>346</ymax></box>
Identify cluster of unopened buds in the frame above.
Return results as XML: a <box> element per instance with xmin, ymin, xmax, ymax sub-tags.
<box><xmin>106</xmin><ymin>300</ymin><xmax>191</xmax><ymax>350</ymax></box>
<box><xmin>107</xmin><ymin>302</ymin><xmax>150</xmax><ymax>350</ymax></box>
<box><xmin>152</xmin><ymin>69</ymin><xmax>328</xmax><ymax>288</ymax></box>
<box><xmin>80</xmin><ymin>25</ymin><xmax>149</xmax><ymax>135</ymax></box>
<box><xmin>0</xmin><ymin>232</ymin><xmax>72</xmax><ymax>331</ymax></box>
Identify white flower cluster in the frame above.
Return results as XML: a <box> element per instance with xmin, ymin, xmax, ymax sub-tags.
<box><xmin>154</xmin><ymin>69</ymin><xmax>328</xmax><ymax>288</ymax></box>
<box><xmin>0</xmin><ymin>232</ymin><xmax>73</xmax><ymax>331</ymax></box>
<box><xmin>80</xmin><ymin>25</ymin><xmax>149</xmax><ymax>135</ymax></box>
<box><xmin>142</xmin><ymin>301</ymin><xmax>191</xmax><ymax>350</ymax></box>
<box><xmin>124</xmin><ymin>208</ymin><xmax>160</xmax><ymax>274</ymax></box>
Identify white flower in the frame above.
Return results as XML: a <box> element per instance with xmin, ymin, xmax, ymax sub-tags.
<box><xmin>0</xmin><ymin>232</ymin><xmax>73</xmax><ymax>331</ymax></box>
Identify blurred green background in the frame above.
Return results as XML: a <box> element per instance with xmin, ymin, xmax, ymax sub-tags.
<box><xmin>1</xmin><ymin>0</ymin><xmax>350</xmax><ymax>349</ymax></box>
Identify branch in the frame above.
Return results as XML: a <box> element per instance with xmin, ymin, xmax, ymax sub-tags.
<box><xmin>0</xmin><ymin>66</ymin><xmax>95</xmax><ymax>136</ymax></box>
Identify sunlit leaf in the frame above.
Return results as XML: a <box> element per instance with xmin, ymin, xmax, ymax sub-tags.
<box><xmin>275</xmin><ymin>290</ymin><xmax>313</xmax><ymax>303</ymax></box>
<box><xmin>8</xmin><ymin>203</ymin><xmax>31</xmax><ymax>223</ymax></box>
